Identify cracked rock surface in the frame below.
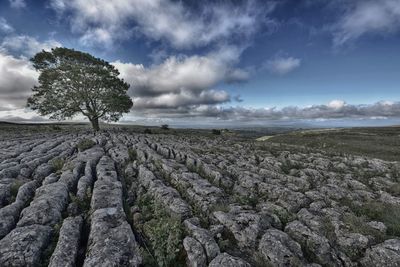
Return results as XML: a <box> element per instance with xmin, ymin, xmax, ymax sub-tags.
<box><xmin>0</xmin><ymin>126</ymin><xmax>399</xmax><ymax>266</ymax></box>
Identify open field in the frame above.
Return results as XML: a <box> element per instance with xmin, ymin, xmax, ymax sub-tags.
<box><xmin>261</xmin><ymin>126</ymin><xmax>400</xmax><ymax>162</ymax></box>
<box><xmin>0</xmin><ymin>124</ymin><xmax>400</xmax><ymax>266</ymax></box>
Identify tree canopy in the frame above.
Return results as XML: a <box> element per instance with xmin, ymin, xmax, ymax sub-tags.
<box><xmin>27</xmin><ymin>47</ymin><xmax>133</xmax><ymax>131</ymax></box>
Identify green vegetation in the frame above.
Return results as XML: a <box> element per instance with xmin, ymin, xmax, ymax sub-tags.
<box><xmin>263</xmin><ymin>127</ymin><xmax>400</xmax><ymax>161</ymax></box>
<box><xmin>51</xmin><ymin>158</ymin><xmax>65</xmax><ymax>173</ymax></box>
<box><xmin>161</xmin><ymin>124</ymin><xmax>169</xmax><ymax>130</ymax></box>
<box><xmin>9</xmin><ymin>180</ymin><xmax>24</xmax><ymax>202</ymax></box>
<box><xmin>341</xmin><ymin>198</ymin><xmax>400</xmax><ymax>237</ymax></box>
<box><xmin>343</xmin><ymin>213</ymin><xmax>385</xmax><ymax>243</ymax></box>
<box><xmin>128</xmin><ymin>148</ymin><xmax>137</xmax><ymax>161</ymax></box>
<box><xmin>212</xmin><ymin>129</ymin><xmax>222</xmax><ymax>135</ymax></box>
<box><xmin>144</xmin><ymin>128</ymin><xmax>153</xmax><ymax>134</ymax></box>
<box><xmin>27</xmin><ymin>47</ymin><xmax>132</xmax><ymax>131</ymax></box>
<box><xmin>77</xmin><ymin>138</ymin><xmax>96</xmax><ymax>151</ymax></box>
<box><xmin>136</xmin><ymin>194</ymin><xmax>185</xmax><ymax>267</ymax></box>
<box><xmin>69</xmin><ymin>193</ymin><xmax>91</xmax><ymax>214</ymax></box>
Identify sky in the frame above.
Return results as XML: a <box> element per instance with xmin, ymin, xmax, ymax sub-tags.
<box><xmin>0</xmin><ymin>0</ymin><xmax>400</xmax><ymax>127</ymax></box>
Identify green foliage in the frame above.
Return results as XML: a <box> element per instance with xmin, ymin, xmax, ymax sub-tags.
<box><xmin>136</xmin><ymin>194</ymin><xmax>185</xmax><ymax>267</ymax></box>
<box><xmin>144</xmin><ymin>128</ymin><xmax>152</xmax><ymax>134</ymax></box>
<box><xmin>77</xmin><ymin>138</ymin><xmax>96</xmax><ymax>151</ymax></box>
<box><xmin>51</xmin><ymin>158</ymin><xmax>65</xmax><ymax>173</ymax></box>
<box><xmin>161</xmin><ymin>124</ymin><xmax>169</xmax><ymax>130</ymax></box>
<box><xmin>69</xmin><ymin>193</ymin><xmax>91</xmax><ymax>214</ymax></box>
<box><xmin>143</xmin><ymin>215</ymin><xmax>183</xmax><ymax>267</ymax></box>
<box><xmin>128</xmin><ymin>148</ymin><xmax>137</xmax><ymax>161</ymax></box>
<box><xmin>51</xmin><ymin>124</ymin><xmax>62</xmax><ymax>131</ymax></box>
<box><xmin>320</xmin><ymin>216</ymin><xmax>337</xmax><ymax>246</ymax></box>
<box><xmin>353</xmin><ymin>201</ymin><xmax>400</xmax><ymax>237</ymax></box>
<box><xmin>280</xmin><ymin>159</ymin><xmax>303</xmax><ymax>174</ymax></box>
<box><xmin>27</xmin><ymin>47</ymin><xmax>133</xmax><ymax>131</ymax></box>
<box><xmin>40</xmin><ymin>223</ymin><xmax>61</xmax><ymax>267</ymax></box>
<box><xmin>343</xmin><ymin>213</ymin><xmax>386</xmax><ymax>243</ymax></box>
<box><xmin>10</xmin><ymin>180</ymin><xmax>24</xmax><ymax>202</ymax></box>
<box><xmin>341</xmin><ymin>199</ymin><xmax>400</xmax><ymax>237</ymax></box>
<box><xmin>212</xmin><ymin>129</ymin><xmax>222</xmax><ymax>135</ymax></box>
<box><xmin>235</xmin><ymin>194</ymin><xmax>259</xmax><ymax>208</ymax></box>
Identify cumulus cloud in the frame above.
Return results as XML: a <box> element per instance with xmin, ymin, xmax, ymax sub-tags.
<box><xmin>1</xmin><ymin>35</ymin><xmax>61</xmax><ymax>57</ymax></box>
<box><xmin>334</xmin><ymin>0</ymin><xmax>400</xmax><ymax>45</ymax></box>
<box><xmin>265</xmin><ymin>56</ymin><xmax>301</xmax><ymax>75</ymax></box>
<box><xmin>0</xmin><ymin>52</ymin><xmax>38</xmax><ymax>110</ymax></box>
<box><xmin>0</xmin><ymin>17</ymin><xmax>14</xmax><ymax>33</ymax></box>
<box><xmin>8</xmin><ymin>0</ymin><xmax>26</xmax><ymax>9</ymax></box>
<box><xmin>112</xmin><ymin>46</ymin><xmax>247</xmax><ymax>110</ymax></box>
<box><xmin>49</xmin><ymin>0</ymin><xmax>271</xmax><ymax>48</ymax></box>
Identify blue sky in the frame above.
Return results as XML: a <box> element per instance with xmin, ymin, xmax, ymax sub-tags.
<box><xmin>0</xmin><ymin>0</ymin><xmax>400</xmax><ymax>126</ymax></box>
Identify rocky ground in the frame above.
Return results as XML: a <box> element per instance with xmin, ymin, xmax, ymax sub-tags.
<box><xmin>0</xmin><ymin>125</ymin><xmax>399</xmax><ymax>267</ymax></box>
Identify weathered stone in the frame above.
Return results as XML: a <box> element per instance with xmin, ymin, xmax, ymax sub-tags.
<box><xmin>83</xmin><ymin>207</ymin><xmax>141</xmax><ymax>267</ymax></box>
<box><xmin>258</xmin><ymin>229</ymin><xmax>305</xmax><ymax>267</ymax></box>
<box><xmin>360</xmin><ymin>239</ymin><xmax>400</xmax><ymax>267</ymax></box>
<box><xmin>49</xmin><ymin>216</ymin><xmax>84</xmax><ymax>267</ymax></box>
<box><xmin>213</xmin><ymin>208</ymin><xmax>270</xmax><ymax>249</ymax></box>
<box><xmin>184</xmin><ymin>219</ymin><xmax>220</xmax><ymax>261</ymax></box>
<box><xmin>17</xmin><ymin>182</ymin><xmax>69</xmax><ymax>227</ymax></box>
<box><xmin>285</xmin><ymin>220</ymin><xmax>342</xmax><ymax>266</ymax></box>
<box><xmin>183</xmin><ymin>236</ymin><xmax>207</xmax><ymax>267</ymax></box>
<box><xmin>0</xmin><ymin>225</ymin><xmax>53</xmax><ymax>267</ymax></box>
<box><xmin>208</xmin><ymin>253</ymin><xmax>251</xmax><ymax>267</ymax></box>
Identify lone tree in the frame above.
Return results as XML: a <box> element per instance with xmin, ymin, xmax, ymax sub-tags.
<box><xmin>27</xmin><ymin>47</ymin><xmax>133</xmax><ymax>131</ymax></box>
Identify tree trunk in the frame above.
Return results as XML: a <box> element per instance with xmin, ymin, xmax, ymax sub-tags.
<box><xmin>90</xmin><ymin>117</ymin><xmax>100</xmax><ymax>132</ymax></box>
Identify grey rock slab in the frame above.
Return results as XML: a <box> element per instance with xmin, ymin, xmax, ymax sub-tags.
<box><xmin>0</xmin><ymin>224</ymin><xmax>53</xmax><ymax>267</ymax></box>
<box><xmin>184</xmin><ymin>219</ymin><xmax>220</xmax><ymax>262</ymax></box>
<box><xmin>83</xmin><ymin>207</ymin><xmax>142</xmax><ymax>267</ymax></box>
<box><xmin>258</xmin><ymin>229</ymin><xmax>305</xmax><ymax>267</ymax></box>
<box><xmin>49</xmin><ymin>216</ymin><xmax>84</xmax><ymax>267</ymax></box>
<box><xmin>17</xmin><ymin>182</ymin><xmax>69</xmax><ymax>227</ymax></box>
<box><xmin>184</xmin><ymin>236</ymin><xmax>207</xmax><ymax>267</ymax></box>
<box><xmin>91</xmin><ymin>179</ymin><xmax>123</xmax><ymax>210</ymax></box>
<box><xmin>360</xmin><ymin>239</ymin><xmax>400</xmax><ymax>267</ymax></box>
<box><xmin>208</xmin><ymin>253</ymin><xmax>251</xmax><ymax>267</ymax></box>
<box><xmin>213</xmin><ymin>208</ymin><xmax>270</xmax><ymax>249</ymax></box>
<box><xmin>15</xmin><ymin>180</ymin><xmax>38</xmax><ymax>204</ymax></box>
<box><xmin>285</xmin><ymin>220</ymin><xmax>342</xmax><ymax>266</ymax></box>
<box><xmin>0</xmin><ymin>202</ymin><xmax>23</xmax><ymax>239</ymax></box>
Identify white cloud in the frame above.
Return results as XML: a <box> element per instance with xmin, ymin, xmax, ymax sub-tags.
<box><xmin>265</xmin><ymin>56</ymin><xmax>301</xmax><ymax>75</ymax></box>
<box><xmin>1</xmin><ymin>35</ymin><xmax>61</xmax><ymax>57</ymax></box>
<box><xmin>0</xmin><ymin>17</ymin><xmax>14</xmax><ymax>33</ymax></box>
<box><xmin>328</xmin><ymin>99</ymin><xmax>346</xmax><ymax>110</ymax></box>
<box><xmin>112</xmin><ymin>46</ymin><xmax>247</xmax><ymax>110</ymax></box>
<box><xmin>8</xmin><ymin>0</ymin><xmax>26</xmax><ymax>8</ymax></box>
<box><xmin>49</xmin><ymin>0</ymin><xmax>270</xmax><ymax>48</ymax></box>
<box><xmin>334</xmin><ymin>0</ymin><xmax>400</xmax><ymax>45</ymax></box>
<box><xmin>0</xmin><ymin>52</ymin><xmax>38</xmax><ymax>110</ymax></box>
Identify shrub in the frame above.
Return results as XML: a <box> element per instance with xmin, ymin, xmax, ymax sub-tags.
<box><xmin>343</xmin><ymin>213</ymin><xmax>385</xmax><ymax>243</ymax></box>
<box><xmin>144</xmin><ymin>128</ymin><xmax>152</xmax><ymax>134</ymax></box>
<box><xmin>136</xmin><ymin>195</ymin><xmax>185</xmax><ymax>267</ymax></box>
<box><xmin>51</xmin><ymin>124</ymin><xmax>62</xmax><ymax>131</ymax></box>
<box><xmin>10</xmin><ymin>180</ymin><xmax>24</xmax><ymax>202</ymax></box>
<box><xmin>51</xmin><ymin>158</ymin><xmax>65</xmax><ymax>173</ymax></box>
<box><xmin>143</xmin><ymin>215</ymin><xmax>183</xmax><ymax>267</ymax></box>
<box><xmin>128</xmin><ymin>148</ymin><xmax>137</xmax><ymax>161</ymax></box>
<box><xmin>77</xmin><ymin>138</ymin><xmax>96</xmax><ymax>151</ymax></box>
<box><xmin>212</xmin><ymin>129</ymin><xmax>221</xmax><ymax>135</ymax></box>
<box><xmin>344</xmin><ymin>199</ymin><xmax>400</xmax><ymax>237</ymax></box>
<box><xmin>161</xmin><ymin>124</ymin><xmax>169</xmax><ymax>130</ymax></box>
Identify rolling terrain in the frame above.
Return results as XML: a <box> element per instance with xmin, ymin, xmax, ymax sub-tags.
<box><xmin>0</xmin><ymin>124</ymin><xmax>399</xmax><ymax>266</ymax></box>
